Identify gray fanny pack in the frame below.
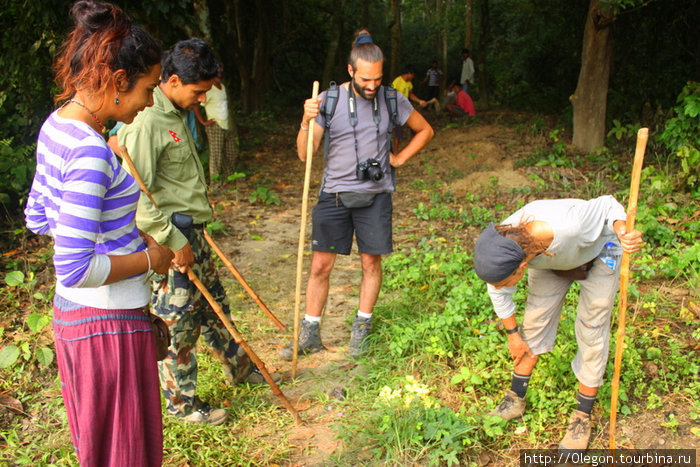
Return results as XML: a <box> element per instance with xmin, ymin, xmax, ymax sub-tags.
<box><xmin>338</xmin><ymin>192</ymin><xmax>376</xmax><ymax>208</ymax></box>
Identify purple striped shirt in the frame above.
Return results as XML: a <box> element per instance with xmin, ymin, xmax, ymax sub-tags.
<box><xmin>25</xmin><ymin>112</ymin><xmax>149</xmax><ymax>306</ymax></box>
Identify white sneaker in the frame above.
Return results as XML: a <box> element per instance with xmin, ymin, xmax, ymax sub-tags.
<box><xmin>182</xmin><ymin>402</ymin><xmax>228</xmax><ymax>425</ymax></box>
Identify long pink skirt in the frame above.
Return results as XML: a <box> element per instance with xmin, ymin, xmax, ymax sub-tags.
<box><xmin>52</xmin><ymin>295</ymin><xmax>162</xmax><ymax>466</ymax></box>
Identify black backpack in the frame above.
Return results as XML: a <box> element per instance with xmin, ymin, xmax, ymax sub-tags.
<box><xmin>322</xmin><ymin>81</ymin><xmax>399</xmax><ymax>158</ymax></box>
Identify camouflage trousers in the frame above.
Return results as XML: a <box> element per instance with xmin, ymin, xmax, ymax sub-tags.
<box><xmin>152</xmin><ymin>228</ymin><xmax>252</xmax><ymax>416</ymax></box>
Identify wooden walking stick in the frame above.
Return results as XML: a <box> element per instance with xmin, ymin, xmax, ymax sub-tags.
<box><xmin>119</xmin><ymin>146</ymin><xmax>158</xmax><ymax>207</ymax></box>
<box><xmin>203</xmin><ymin>229</ymin><xmax>287</xmax><ymax>331</ymax></box>
<box><xmin>187</xmin><ymin>269</ymin><xmax>303</xmax><ymax>426</ymax></box>
<box><xmin>609</xmin><ymin>127</ymin><xmax>648</xmax><ymax>448</ymax></box>
<box><xmin>118</xmin><ymin>147</ymin><xmax>302</xmax><ymax>426</ymax></box>
<box><xmin>292</xmin><ymin>81</ymin><xmax>319</xmax><ymax>379</ymax></box>
<box><xmin>121</xmin><ymin>146</ymin><xmax>286</xmax><ymax>330</ymax></box>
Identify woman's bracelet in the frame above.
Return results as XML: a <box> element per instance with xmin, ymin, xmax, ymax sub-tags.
<box><xmin>143</xmin><ymin>248</ymin><xmax>152</xmax><ymax>282</ymax></box>
<box><xmin>300</xmin><ymin>122</ymin><xmax>309</xmax><ymax>131</ymax></box>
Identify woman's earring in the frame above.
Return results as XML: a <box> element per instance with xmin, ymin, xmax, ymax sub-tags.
<box><xmin>115</xmin><ymin>92</ymin><xmax>120</xmax><ymax>105</ymax></box>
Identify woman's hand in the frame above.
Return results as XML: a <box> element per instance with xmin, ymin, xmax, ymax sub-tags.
<box><xmin>143</xmin><ymin>235</ymin><xmax>174</xmax><ymax>274</ymax></box>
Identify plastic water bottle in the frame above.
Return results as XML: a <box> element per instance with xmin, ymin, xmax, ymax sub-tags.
<box><xmin>599</xmin><ymin>242</ymin><xmax>620</xmax><ymax>270</ymax></box>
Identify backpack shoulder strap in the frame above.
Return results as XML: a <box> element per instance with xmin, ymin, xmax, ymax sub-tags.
<box><xmin>323</xmin><ymin>81</ymin><xmax>339</xmax><ymax>159</ymax></box>
<box><xmin>384</xmin><ymin>86</ymin><xmax>399</xmax><ymax>135</ymax></box>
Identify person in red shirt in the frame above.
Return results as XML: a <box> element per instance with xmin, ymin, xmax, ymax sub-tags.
<box><xmin>445</xmin><ymin>81</ymin><xmax>476</xmax><ymax>117</ymax></box>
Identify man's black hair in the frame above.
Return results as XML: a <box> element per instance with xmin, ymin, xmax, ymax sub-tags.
<box><xmin>462</xmin><ymin>48</ymin><xmax>470</xmax><ymax>55</ymax></box>
<box><xmin>401</xmin><ymin>64</ymin><xmax>416</xmax><ymax>75</ymax></box>
<box><xmin>161</xmin><ymin>38</ymin><xmax>218</xmax><ymax>84</ymax></box>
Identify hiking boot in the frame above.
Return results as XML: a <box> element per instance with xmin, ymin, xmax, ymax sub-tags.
<box><xmin>279</xmin><ymin>320</ymin><xmax>324</xmax><ymax>361</ymax></box>
<box><xmin>244</xmin><ymin>366</ymin><xmax>282</xmax><ymax>385</ymax></box>
<box><xmin>182</xmin><ymin>401</ymin><xmax>228</xmax><ymax>426</ymax></box>
<box><xmin>488</xmin><ymin>390</ymin><xmax>526</xmax><ymax>420</ymax></box>
<box><xmin>348</xmin><ymin>315</ymin><xmax>372</xmax><ymax>357</ymax></box>
<box><xmin>558</xmin><ymin>410</ymin><xmax>591</xmax><ymax>451</ymax></box>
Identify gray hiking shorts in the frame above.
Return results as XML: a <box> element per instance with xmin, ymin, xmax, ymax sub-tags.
<box><xmin>311</xmin><ymin>191</ymin><xmax>393</xmax><ymax>255</ymax></box>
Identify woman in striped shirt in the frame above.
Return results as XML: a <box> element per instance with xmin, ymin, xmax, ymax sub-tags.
<box><xmin>24</xmin><ymin>1</ymin><xmax>173</xmax><ymax>465</ymax></box>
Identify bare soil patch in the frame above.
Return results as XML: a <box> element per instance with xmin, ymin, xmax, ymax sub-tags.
<box><xmin>207</xmin><ymin>111</ymin><xmax>698</xmax><ymax>464</ymax></box>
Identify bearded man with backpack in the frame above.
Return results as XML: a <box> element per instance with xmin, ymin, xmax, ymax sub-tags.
<box><xmin>280</xmin><ymin>35</ymin><xmax>434</xmax><ymax>360</ymax></box>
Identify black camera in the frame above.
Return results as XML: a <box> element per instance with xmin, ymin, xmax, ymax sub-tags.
<box><xmin>356</xmin><ymin>158</ymin><xmax>384</xmax><ymax>182</ymax></box>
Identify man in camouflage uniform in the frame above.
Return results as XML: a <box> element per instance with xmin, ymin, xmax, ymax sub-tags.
<box><xmin>119</xmin><ymin>38</ymin><xmax>258</xmax><ymax>425</ymax></box>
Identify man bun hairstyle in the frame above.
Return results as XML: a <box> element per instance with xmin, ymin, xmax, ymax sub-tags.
<box><xmin>161</xmin><ymin>38</ymin><xmax>219</xmax><ymax>85</ymax></box>
<box><xmin>54</xmin><ymin>0</ymin><xmax>161</xmax><ymax>104</ymax></box>
<box><xmin>349</xmin><ymin>43</ymin><xmax>384</xmax><ymax>70</ymax></box>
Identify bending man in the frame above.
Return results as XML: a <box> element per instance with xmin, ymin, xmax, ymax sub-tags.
<box><xmin>473</xmin><ymin>196</ymin><xmax>642</xmax><ymax>450</ymax></box>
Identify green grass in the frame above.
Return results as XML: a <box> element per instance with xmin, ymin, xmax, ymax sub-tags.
<box><xmin>1</xmin><ymin>113</ymin><xmax>698</xmax><ymax>465</ymax></box>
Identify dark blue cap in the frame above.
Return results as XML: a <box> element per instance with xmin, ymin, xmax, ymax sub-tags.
<box><xmin>473</xmin><ymin>222</ymin><xmax>525</xmax><ymax>283</ymax></box>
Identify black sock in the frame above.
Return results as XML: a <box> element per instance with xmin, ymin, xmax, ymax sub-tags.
<box><xmin>510</xmin><ymin>373</ymin><xmax>531</xmax><ymax>398</ymax></box>
<box><xmin>576</xmin><ymin>392</ymin><xmax>597</xmax><ymax>414</ymax></box>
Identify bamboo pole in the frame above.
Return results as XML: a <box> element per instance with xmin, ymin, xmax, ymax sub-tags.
<box><xmin>119</xmin><ymin>146</ymin><xmax>158</xmax><ymax>207</ymax></box>
<box><xmin>609</xmin><ymin>127</ymin><xmax>648</xmax><ymax>449</ymax></box>
<box><xmin>203</xmin><ymin>229</ymin><xmax>286</xmax><ymax>330</ymax></box>
<box><xmin>122</xmin><ymin>146</ymin><xmax>285</xmax><ymax>331</ymax></box>
<box><xmin>187</xmin><ymin>269</ymin><xmax>302</xmax><ymax>426</ymax></box>
<box><xmin>292</xmin><ymin>81</ymin><xmax>319</xmax><ymax>379</ymax></box>
<box><xmin>118</xmin><ymin>146</ymin><xmax>302</xmax><ymax>425</ymax></box>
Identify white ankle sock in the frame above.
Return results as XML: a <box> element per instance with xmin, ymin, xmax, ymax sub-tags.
<box><xmin>304</xmin><ymin>314</ymin><xmax>321</xmax><ymax>323</ymax></box>
<box><xmin>357</xmin><ymin>310</ymin><xmax>372</xmax><ymax>319</ymax></box>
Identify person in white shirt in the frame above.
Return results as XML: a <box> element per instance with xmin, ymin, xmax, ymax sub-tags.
<box><xmin>472</xmin><ymin>196</ymin><xmax>642</xmax><ymax>450</ymax></box>
<box><xmin>460</xmin><ymin>48</ymin><xmax>475</xmax><ymax>93</ymax></box>
<box><xmin>194</xmin><ymin>66</ymin><xmax>236</xmax><ymax>183</ymax></box>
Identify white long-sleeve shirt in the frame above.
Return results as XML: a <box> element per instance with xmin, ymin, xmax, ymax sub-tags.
<box><xmin>487</xmin><ymin>196</ymin><xmax>626</xmax><ymax>319</ymax></box>
<box><xmin>460</xmin><ymin>57</ymin><xmax>475</xmax><ymax>84</ymax></box>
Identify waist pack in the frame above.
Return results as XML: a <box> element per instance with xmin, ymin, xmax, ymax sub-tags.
<box><xmin>551</xmin><ymin>258</ymin><xmax>596</xmax><ymax>281</ymax></box>
<box><xmin>143</xmin><ymin>307</ymin><xmax>171</xmax><ymax>361</ymax></box>
<box><xmin>338</xmin><ymin>192</ymin><xmax>376</xmax><ymax>209</ymax></box>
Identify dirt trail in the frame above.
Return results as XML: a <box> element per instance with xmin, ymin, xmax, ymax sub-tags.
<box><xmin>208</xmin><ymin>117</ymin><xmax>538</xmax><ymax>464</ymax></box>
<box><xmin>207</xmin><ymin>115</ymin><xmax>697</xmax><ymax>464</ymax></box>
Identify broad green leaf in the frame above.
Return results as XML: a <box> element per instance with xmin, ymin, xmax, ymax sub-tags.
<box><xmin>5</xmin><ymin>270</ymin><xmax>25</xmax><ymax>286</ymax></box>
<box><xmin>35</xmin><ymin>347</ymin><xmax>54</xmax><ymax>367</ymax></box>
<box><xmin>26</xmin><ymin>313</ymin><xmax>50</xmax><ymax>333</ymax></box>
<box><xmin>0</xmin><ymin>346</ymin><xmax>20</xmax><ymax>368</ymax></box>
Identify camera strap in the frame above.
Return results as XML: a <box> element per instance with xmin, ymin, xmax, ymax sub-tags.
<box><xmin>347</xmin><ymin>84</ymin><xmax>382</xmax><ymax>171</ymax></box>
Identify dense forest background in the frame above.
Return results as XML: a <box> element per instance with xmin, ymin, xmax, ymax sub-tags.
<box><xmin>0</xmin><ymin>0</ymin><xmax>698</xmax><ymax>212</ymax></box>
<box><xmin>1</xmin><ymin>2</ymin><xmax>698</xmax><ymax>464</ymax></box>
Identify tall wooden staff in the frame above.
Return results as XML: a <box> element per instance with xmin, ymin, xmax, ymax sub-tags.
<box><xmin>292</xmin><ymin>81</ymin><xmax>319</xmax><ymax>379</ymax></box>
<box><xmin>119</xmin><ymin>147</ymin><xmax>302</xmax><ymax>426</ymax></box>
<box><xmin>609</xmin><ymin>128</ymin><xmax>648</xmax><ymax>448</ymax></box>
<box><xmin>186</xmin><ymin>270</ymin><xmax>302</xmax><ymax>425</ymax></box>
<box><xmin>120</xmin><ymin>147</ymin><xmax>285</xmax><ymax>330</ymax></box>
<box><xmin>202</xmin><ymin>229</ymin><xmax>286</xmax><ymax>330</ymax></box>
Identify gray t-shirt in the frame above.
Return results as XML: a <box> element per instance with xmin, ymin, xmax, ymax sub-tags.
<box><xmin>487</xmin><ymin>196</ymin><xmax>627</xmax><ymax>319</ymax></box>
<box><xmin>315</xmin><ymin>83</ymin><xmax>414</xmax><ymax>193</ymax></box>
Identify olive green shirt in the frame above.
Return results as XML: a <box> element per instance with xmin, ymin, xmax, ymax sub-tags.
<box><xmin>118</xmin><ymin>86</ymin><xmax>212</xmax><ymax>251</ymax></box>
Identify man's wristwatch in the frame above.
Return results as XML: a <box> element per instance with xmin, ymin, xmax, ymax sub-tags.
<box><xmin>506</xmin><ymin>325</ymin><xmax>519</xmax><ymax>334</ymax></box>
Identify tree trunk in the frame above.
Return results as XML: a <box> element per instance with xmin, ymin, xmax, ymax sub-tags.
<box><xmin>360</xmin><ymin>0</ymin><xmax>370</xmax><ymax>28</ymax></box>
<box><xmin>193</xmin><ymin>0</ymin><xmax>213</xmax><ymax>44</ymax></box>
<box><xmin>389</xmin><ymin>0</ymin><xmax>401</xmax><ymax>80</ymax></box>
<box><xmin>200</xmin><ymin>0</ymin><xmax>240</xmax><ymax>178</ymax></box>
<box><xmin>571</xmin><ymin>0</ymin><xmax>615</xmax><ymax>152</ymax></box>
<box><xmin>249</xmin><ymin>0</ymin><xmax>273</xmax><ymax>112</ymax></box>
<box><xmin>441</xmin><ymin>0</ymin><xmax>449</xmax><ymax>81</ymax></box>
<box><xmin>475</xmin><ymin>0</ymin><xmax>490</xmax><ymax>108</ymax></box>
<box><xmin>322</xmin><ymin>1</ymin><xmax>343</xmax><ymax>87</ymax></box>
<box><xmin>464</xmin><ymin>0</ymin><xmax>473</xmax><ymax>49</ymax></box>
